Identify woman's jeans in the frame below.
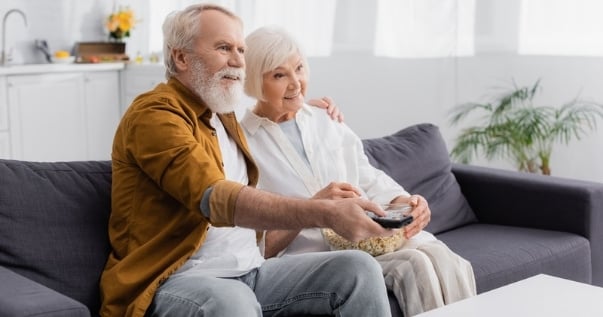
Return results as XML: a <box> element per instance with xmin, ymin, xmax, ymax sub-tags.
<box><xmin>147</xmin><ymin>250</ymin><xmax>391</xmax><ymax>317</ymax></box>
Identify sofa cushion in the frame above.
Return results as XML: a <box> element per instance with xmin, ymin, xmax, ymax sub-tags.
<box><xmin>437</xmin><ymin>223</ymin><xmax>591</xmax><ymax>293</ymax></box>
<box><xmin>0</xmin><ymin>266</ymin><xmax>89</xmax><ymax>317</ymax></box>
<box><xmin>362</xmin><ymin>123</ymin><xmax>477</xmax><ymax>234</ymax></box>
<box><xmin>0</xmin><ymin>160</ymin><xmax>112</xmax><ymax>315</ymax></box>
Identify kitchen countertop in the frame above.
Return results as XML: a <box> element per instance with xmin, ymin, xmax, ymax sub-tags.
<box><xmin>0</xmin><ymin>62</ymin><xmax>126</xmax><ymax>75</ymax></box>
<box><xmin>124</xmin><ymin>63</ymin><xmax>165</xmax><ymax>69</ymax></box>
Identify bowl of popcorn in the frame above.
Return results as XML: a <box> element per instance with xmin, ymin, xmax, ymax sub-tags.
<box><xmin>322</xmin><ymin>203</ymin><xmax>410</xmax><ymax>256</ymax></box>
<box><xmin>322</xmin><ymin>227</ymin><xmax>406</xmax><ymax>256</ymax></box>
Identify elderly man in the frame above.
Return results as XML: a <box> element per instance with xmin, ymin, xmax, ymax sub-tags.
<box><xmin>99</xmin><ymin>3</ymin><xmax>393</xmax><ymax>317</ymax></box>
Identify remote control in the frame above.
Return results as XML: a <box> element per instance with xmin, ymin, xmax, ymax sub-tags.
<box><xmin>367</xmin><ymin>211</ymin><xmax>414</xmax><ymax>229</ymax></box>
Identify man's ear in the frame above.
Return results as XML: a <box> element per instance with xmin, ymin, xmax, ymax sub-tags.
<box><xmin>172</xmin><ymin>48</ymin><xmax>188</xmax><ymax>72</ymax></box>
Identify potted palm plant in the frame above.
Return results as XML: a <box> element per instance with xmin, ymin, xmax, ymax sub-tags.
<box><xmin>448</xmin><ymin>79</ymin><xmax>603</xmax><ymax>175</ymax></box>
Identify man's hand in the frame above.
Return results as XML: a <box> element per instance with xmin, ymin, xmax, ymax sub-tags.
<box><xmin>234</xmin><ymin>187</ymin><xmax>391</xmax><ymax>242</ymax></box>
<box><xmin>326</xmin><ymin>198</ymin><xmax>393</xmax><ymax>242</ymax></box>
<box><xmin>307</xmin><ymin>96</ymin><xmax>344</xmax><ymax>122</ymax></box>
<box><xmin>312</xmin><ymin>182</ymin><xmax>362</xmax><ymax>200</ymax></box>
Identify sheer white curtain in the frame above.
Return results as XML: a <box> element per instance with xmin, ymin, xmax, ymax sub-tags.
<box><xmin>148</xmin><ymin>0</ymin><xmax>336</xmax><ymax>57</ymax></box>
<box><xmin>374</xmin><ymin>0</ymin><xmax>475</xmax><ymax>58</ymax></box>
<box><xmin>238</xmin><ymin>0</ymin><xmax>336</xmax><ymax>56</ymax></box>
<box><xmin>519</xmin><ymin>0</ymin><xmax>603</xmax><ymax>56</ymax></box>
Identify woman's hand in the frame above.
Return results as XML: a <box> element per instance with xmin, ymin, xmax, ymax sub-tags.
<box><xmin>307</xmin><ymin>96</ymin><xmax>344</xmax><ymax>122</ymax></box>
<box><xmin>265</xmin><ymin>183</ymin><xmax>361</xmax><ymax>258</ymax></box>
<box><xmin>391</xmin><ymin>194</ymin><xmax>431</xmax><ymax>239</ymax></box>
<box><xmin>312</xmin><ymin>182</ymin><xmax>362</xmax><ymax>200</ymax></box>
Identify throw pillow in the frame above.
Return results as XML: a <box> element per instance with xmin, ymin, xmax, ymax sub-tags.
<box><xmin>362</xmin><ymin>123</ymin><xmax>477</xmax><ymax>234</ymax></box>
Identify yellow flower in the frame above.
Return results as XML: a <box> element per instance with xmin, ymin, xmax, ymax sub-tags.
<box><xmin>106</xmin><ymin>7</ymin><xmax>136</xmax><ymax>40</ymax></box>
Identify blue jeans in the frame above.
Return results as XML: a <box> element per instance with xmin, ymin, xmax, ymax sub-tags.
<box><xmin>146</xmin><ymin>250</ymin><xmax>391</xmax><ymax>317</ymax></box>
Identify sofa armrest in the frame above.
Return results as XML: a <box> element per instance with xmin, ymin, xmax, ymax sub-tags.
<box><xmin>452</xmin><ymin>163</ymin><xmax>603</xmax><ymax>286</ymax></box>
<box><xmin>0</xmin><ymin>266</ymin><xmax>89</xmax><ymax>317</ymax></box>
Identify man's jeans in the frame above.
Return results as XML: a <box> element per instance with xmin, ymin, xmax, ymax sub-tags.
<box><xmin>147</xmin><ymin>250</ymin><xmax>391</xmax><ymax>316</ymax></box>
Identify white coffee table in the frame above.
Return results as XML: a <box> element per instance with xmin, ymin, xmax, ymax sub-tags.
<box><xmin>415</xmin><ymin>274</ymin><xmax>603</xmax><ymax>317</ymax></box>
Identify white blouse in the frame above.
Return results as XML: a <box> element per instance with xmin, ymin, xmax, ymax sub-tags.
<box><xmin>241</xmin><ymin>104</ymin><xmax>409</xmax><ymax>255</ymax></box>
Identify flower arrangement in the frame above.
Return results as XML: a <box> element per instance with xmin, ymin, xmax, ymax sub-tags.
<box><xmin>105</xmin><ymin>7</ymin><xmax>136</xmax><ymax>41</ymax></box>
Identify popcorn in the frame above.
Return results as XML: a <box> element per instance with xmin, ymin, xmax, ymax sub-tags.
<box><xmin>322</xmin><ymin>228</ymin><xmax>406</xmax><ymax>256</ymax></box>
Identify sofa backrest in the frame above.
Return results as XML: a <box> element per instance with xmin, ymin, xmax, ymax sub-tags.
<box><xmin>0</xmin><ymin>123</ymin><xmax>472</xmax><ymax>314</ymax></box>
<box><xmin>362</xmin><ymin>123</ymin><xmax>477</xmax><ymax>234</ymax></box>
<box><xmin>0</xmin><ymin>159</ymin><xmax>112</xmax><ymax>315</ymax></box>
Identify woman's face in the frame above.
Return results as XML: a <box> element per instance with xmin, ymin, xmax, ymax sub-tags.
<box><xmin>257</xmin><ymin>54</ymin><xmax>307</xmax><ymax>122</ymax></box>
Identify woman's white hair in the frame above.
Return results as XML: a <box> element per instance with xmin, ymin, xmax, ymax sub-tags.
<box><xmin>162</xmin><ymin>3</ymin><xmax>240</xmax><ymax>80</ymax></box>
<box><xmin>244</xmin><ymin>26</ymin><xmax>309</xmax><ymax>101</ymax></box>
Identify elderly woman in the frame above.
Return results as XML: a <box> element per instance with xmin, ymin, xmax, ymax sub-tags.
<box><xmin>240</xmin><ymin>26</ymin><xmax>476</xmax><ymax>316</ymax></box>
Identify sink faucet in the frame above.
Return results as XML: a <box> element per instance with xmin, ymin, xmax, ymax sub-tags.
<box><xmin>1</xmin><ymin>9</ymin><xmax>28</xmax><ymax>66</ymax></box>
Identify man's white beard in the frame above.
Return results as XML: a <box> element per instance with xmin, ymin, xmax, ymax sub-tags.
<box><xmin>190</xmin><ymin>57</ymin><xmax>245</xmax><ymax>114</ymax></box>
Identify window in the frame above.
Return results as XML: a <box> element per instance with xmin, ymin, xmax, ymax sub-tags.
<box><xmin>148</xmin><ymin>0</ymin><xmax>336</xmax><ymax>57</ymax></box>
<box><xmin>518</xmin><ymin>0</ymin><xmax>603</xmax><ymax>56</ymax></box>
<box><xmin>374</xmin><ymin>0</ymin><xmax>475</xmax><ymax>58</ymax></box>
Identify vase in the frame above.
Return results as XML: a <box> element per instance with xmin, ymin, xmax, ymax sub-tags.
<box><xmin>108</xmin><ymin>36</ymin><xmax>125</xmax><ymax>43</ymax></box>
<box><xmin>109</xmin><ymin>28</ymin><xmax>128</xmax><ymax>42</ymax></box>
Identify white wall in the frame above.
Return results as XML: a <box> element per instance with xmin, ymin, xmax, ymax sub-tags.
<box><xmin>2</xmin><ymin>0</ymin><xmax>602</xmax><ymax>182</ymax></box>
<box><xmin>305</xmin><ymin>0</ymin><xmax>603</xmax><ymax>183</ymax></box>
<box><xmin>306</xmin><ymin>54</ymin><xmax>603</xmax><ymax>183</ymax></box>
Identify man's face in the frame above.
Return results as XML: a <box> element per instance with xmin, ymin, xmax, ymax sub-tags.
<box><xmin>189</xmin><ymin>51</ymin><xmax>244</xmax><ymax>114</ymax></box>
<box><xmin>187</xmin><ymin>9</ymin><xmax>246</xmax><ymax>113</ymax></box>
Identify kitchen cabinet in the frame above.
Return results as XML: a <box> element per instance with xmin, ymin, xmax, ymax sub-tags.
<box><xmin>120</xmin><ymin>64</ymin><xmax>165</xmax><ymax>113</ymax></box>
<box><xmin>0</xmin><ymin>132</ymin><xmax>9</xmax><ymax>158</ymax></box>
<box><xmin>7</xmin><ymin>73</ymin><xmax>87</xmax><ymax>161</ymax></box>
<box><xmin>84</xmin><ymin>72</ymin><xmax>121</xmax><ymax>160</ymax></box>
<box><xmin>3</xmin><ymin>70</ymin><xmax>121</xmax><ymax>161</ymax></box>
<box><xmin>0</xmin><ymin>76</ymin><xmax>9</xmax><ymax>158</ymax></box>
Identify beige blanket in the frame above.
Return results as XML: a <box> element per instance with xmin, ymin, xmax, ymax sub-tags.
<box><xmin>376</xmin><ymin>231</ymin><xmax>476</xmax><ymax>316</ymax></box>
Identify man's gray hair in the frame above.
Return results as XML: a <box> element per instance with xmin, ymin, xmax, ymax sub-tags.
<box><xmin>244</xmin><ymin>26</ymin><xmax>309</xmax><ymax>101</ymax></box>
<box><xmin>162</xmin><ymin>3</ymin><xmax>241</xmax><ymax>79</ymax></box>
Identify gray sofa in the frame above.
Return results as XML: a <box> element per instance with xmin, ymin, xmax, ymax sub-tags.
<box><xmin>1</xmin><ymin>123</ymin><xmax>601</xmax><ymax>317</ymax></box>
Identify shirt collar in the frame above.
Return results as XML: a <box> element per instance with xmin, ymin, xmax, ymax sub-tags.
<box><xmin>242</xmin><ymin>103</ymin><xmax>314</xmax><ymax>136</ymax></box>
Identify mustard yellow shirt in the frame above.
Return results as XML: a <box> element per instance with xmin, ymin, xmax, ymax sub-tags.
<box><xmin>99</xmin><ymin>78</ymin><xmax>258</xmax><ymax>317</ymax></box>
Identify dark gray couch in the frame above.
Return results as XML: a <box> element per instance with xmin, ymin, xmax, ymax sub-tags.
<box><xmin>1</xmin><ymin>123</ymin><xmax>601</xmax><ymax>317</ymax></box>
